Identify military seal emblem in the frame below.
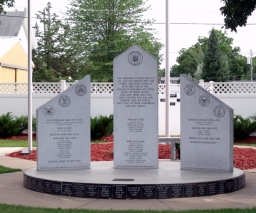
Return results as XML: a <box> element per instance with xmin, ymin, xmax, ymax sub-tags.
<box><xmin>128</xmin><ymin>51</ymin><xmax>143</xmax><ymax>66</ymax></box>
<box><xmin>184</xmin><ymin>84</ymin><xmax>196</xmax><ymax>96</ymax></box>
<box><xmin>214</xmin><ymin>105</ymin><xmax>225</xmax><ymax>118</ymax></box>
<box><xmin>43</xmin><ymin>105</ymin><xmax>55</xmax><ymax>118</ymax></box>
<box><xmin>75</xmin><ymin>84</ymin><xmax>87</xmax><ymax>96</ymax></box>
<box><xmin>58</xmin><ymin>95</ymin><xmax>71</xmax><ymax>107</ymax></box>
<box><xmin>199</xmin><ymin>94</ymin><xmax>210</xmax><ymax>107</ymax></box>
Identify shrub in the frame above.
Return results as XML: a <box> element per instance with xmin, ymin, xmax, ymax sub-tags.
<box><xmin>234</xmin><ymin>115</ymin><xmax>256</xmax><ymax>140</ymax></box>
<box><xmin>0</xmin><ymin>112</ymin><xmax>28</xmax><ymax>137</ymax></box>
<box><xmin>91</xmin><ymin>114</ymin><xmax>113</xmax><ymax>141</ymax></box>
<box><xmin>250</xmin><ymin>114</ymin><xmax>256</xmax><ymax>121</ymax></box>
<box><xmin>32</xmin><ymin>117</ymin><xmax>37</xmax><ymax>132</ymax></box>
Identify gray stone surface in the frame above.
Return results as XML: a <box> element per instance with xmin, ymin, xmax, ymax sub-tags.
<box><xmin>180</xmin><ymin>74</ymin><xmax>233</xmax><ymax>172</ymax></box>
<box><xmin>37</xmin><ymin>76</ymin><xmax>91</xmax><ymax>170</ymax></box>
<box><xmin>25</xmin><ymin>161</ymin><xmax>243</xmax><ymax>184</ymax></box>
<box><xmin>0</xmin><ymin>153</ymin><xmax>255</xmax><ymax>210</ymax></box>
<box><xmin>113</xmin><ymin>45</ymin><xmax>158</xmax><ymax>168</ymax></box>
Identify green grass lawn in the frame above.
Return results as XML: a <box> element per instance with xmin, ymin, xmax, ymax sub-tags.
<box><xmin>0</xmin><ymin>139</ymin><xmax>255</xmax><ymax>148</ymax></box>
<box><xmin>0</xmin><ymin>204</ymin><xmax>255</xmax><ymax>213</ymax></box>
<box><xmin>0</xmin><ymin>140</ymin><xmax>37</xmax><ymax>147</ymax></box>
<box><xmin>234</xmin><ymin>143</ymin><xmax>256</xmax><ymax>147</ymax></box>
<box><xmin>0</xmin><ymin>140</ymin><xmax>108</xmax><ymax>147</ymax></box>
<box><xmin>0</xmin><ymin>165</ymin><xmax>21</xmax><ymax>174</ymax></box>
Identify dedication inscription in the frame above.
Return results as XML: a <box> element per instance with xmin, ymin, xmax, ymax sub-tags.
<box><xmin>37</xmin><ymin>76</ymin><xmax>91</xmax><ymax>170</ymax></box>
<box><xmin>180</xmin><ymin>74</ymin><xmax>233</xmax><ymax>172</ymax></box>
<box><xmin>113</xmin><ymin>45</ymin><xmax>158</xmax><ymax>168</ymax></box>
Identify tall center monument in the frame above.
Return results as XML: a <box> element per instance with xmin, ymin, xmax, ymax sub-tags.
<box><xmin>113</xmin><ymin>45</ymin><xmax>158</xmax><ymax>169</ymax></box>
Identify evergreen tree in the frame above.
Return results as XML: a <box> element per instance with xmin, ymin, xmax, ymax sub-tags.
<box><xmin>33</xmin><ymin>2</ymin><xmax>94</xmax><ymax>82</ymax></box>
<box><xmin>65</xmin><ymin>0</ymin><xmax>163</xmax><ymax>82</ymax></box>
<box><xmin>174</xmin><ymin>29</ymin><xmax>249</xmax><ymax>81</ymax></box>
<box><xmin>201</xmin><ymin>29</ymin><xmax>230</xmax><ymax>82</ymax></box>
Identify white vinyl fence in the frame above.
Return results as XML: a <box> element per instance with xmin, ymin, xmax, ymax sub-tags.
<box><xmin>1</xmin><ymin>80</ymin><xmax>256</xmax><ymax>136</ymax></box>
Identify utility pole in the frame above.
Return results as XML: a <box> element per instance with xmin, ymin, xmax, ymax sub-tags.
<box><xmin>165</xmin><ymin>0</ymin><xmax>170</xmax><ymax>138</ymax></box>
<box><xmin>250</xmin><ymin>50</ymin><xmax>253</xmax><ymax>81</ymax></box>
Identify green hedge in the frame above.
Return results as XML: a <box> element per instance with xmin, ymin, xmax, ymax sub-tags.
<box><xmin>234</xmin><ymin>115</ymin><xmax>256</xmax><ymax>140</ymax></box>
<box><xmin>0</xmin><ymin>112</ymin><xmax>36</xmax><ymax>138</ymax></box>
<box><xmin>91</xmin><ymin>115</ymin><xmax>113</xmax><ymax>140</ymax></box>
<box><xmin>2</xmin><ymin>112</ymin><xmax>256</xmax><ymax>141</ymax></box>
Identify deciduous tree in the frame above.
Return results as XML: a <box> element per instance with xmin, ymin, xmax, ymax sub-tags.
<box><xmin>0</xmin><ymin>0</ymin><xmax>14</xmax><ymax>14</ymax></box>
<box><xmin>65</xmin><ymin>0</ymin><xmax>163</xmax><ymax>82</ymax></box>
<box><xmin>220</xmin><ymin>0</ymin><xmax>256</xmax><ymax>32</ymax></box>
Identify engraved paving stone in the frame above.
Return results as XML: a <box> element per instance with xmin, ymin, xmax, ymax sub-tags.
<box><xmin>127</xmin><ymin>185</ymin><xmax>142</xmax><ymax>199</ymax></box>
<box><xmin>85</xmin><ymin>184</ymin><xmax>98</xmax><ymax>198</ymax></box>
<box><xmin>72</xmin><ymin>183</ymin><xmax>86</xmax><ymax>197</ymax></box>
<box><xmin>142</xmin><ymin>185</ymin><xmax>156</xmax><ymax>199</ymax></box>
<box><xmin>62</xmin><ymin>182</ymin><xmax>73</xmax><ymax>196</ymax></box>
<box><xmin>171</xmin><ymin>184</ymin><xmax>184</xmax><ymax>198</ymax></box>
<box><xmin>113</xmin><ymin>185</ymin><xmax>126</xmax><ymax>199</ymax></box>
<box><xmin>52</xmin><ymin>181</ymin><xmax>62</xmax><ymax>195</ymax></box>
<box><xmin>184</xmin><ymin>183</ymin><xmax>196</xmax><ymax>197</ymax></box>
<box><xmin>156</xmin><ymin>185</ymin><xmax>170</xmax><ymax>199</ymax></box>
<box><xmin>208</xmin><ymin>182</ymin><xmax>218</xmax><ymax>196</ymax></box>
<box><xmin>99</xmin><ymin>184</ymin><xmax>112</xmax><ymax>199</ymax></box>
<box><xmin>196</xmin><ymin>183</ymin><xmax>207</xmax><ymax>196</ymax></box>
<box><xmin>44</xmin><ymin>180</ymin><xmax>52</xmax><ymax>194</ymax></box>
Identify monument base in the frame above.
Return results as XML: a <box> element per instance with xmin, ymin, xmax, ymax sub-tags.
<box><xmin>23</xmin><ymin>160</ymin><xmax>245</xmax><ymax>199</ymax></box>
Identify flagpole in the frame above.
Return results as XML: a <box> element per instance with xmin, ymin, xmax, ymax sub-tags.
<box><xmin>165</xmin><ymin>0</ymin><xmax>170</xmax><ymax>138</ymax></box>
<box><xmin>28</xmin><ymin>0</ymin><xmax>33</xmax><ymax>153</ymax></box>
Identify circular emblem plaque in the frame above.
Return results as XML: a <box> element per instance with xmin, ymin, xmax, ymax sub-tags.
<box><xmin>184</xmin><ymin>84</ymin><xmax>196</xmax><ymax>96</ymax></box>
<box><xmin>75</xmin><ymin>84</ymin><xmax>87</xmax><ymax>96</ymax></box>
<box><xmin>199</xmin><ymin>94</ymin><xmax>210</xmax><ymax>107</ymax></box>
<box><xmin>128</xmin><ymin>51</ymin><xmax>143</xmax><ymax>66</ymax></box>
<box><xmin>43</xmin><ymin>105</ymin><xmax>55</xmax><ymax>118</ymax></box>
<box><xmin>214</xmin><ymin>105</ymin><xmax>225</xmax><ymax>118</ymax></box>
<box><xmin>58</xmin><ymin>95</ymin><xmax>71</xmax><ymax>107</ymax></box>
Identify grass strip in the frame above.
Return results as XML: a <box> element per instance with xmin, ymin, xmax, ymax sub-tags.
<box><xmin>0</xmin><ymin>165</ymin><xmax>21</xmax><ymax>174</ymax></box>
<box><xmin>0</xmin><ymin>140</ymin><xmax>107</xmax><ymax>147</ymax></box>
<box><xmin>1</xmin><ymin>140</ymin><xmax>255</xmax><ymax>148</ymax></box>
<box><xmin>0</xmin><ymin>204</ymin><xmax>256</xmax><ymax>213</ymax></box>
<box><xmin>0</xmin><ymin>140</ymin><xmax>37</xmax><ymax>147</ymax></box>
<box><xmin>234</xmin><ymin>143</ymin><xmax>256</xmax><ymax>147</ymax></box>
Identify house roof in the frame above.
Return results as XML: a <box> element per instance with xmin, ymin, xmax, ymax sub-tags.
<box><xmin>0</xmin><ymin>11</ymin><xmax>27</xmax><ymax>37</ymax></box>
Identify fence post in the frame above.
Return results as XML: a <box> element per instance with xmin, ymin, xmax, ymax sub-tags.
<box><xmin>61</xmin><ymin>80</ymin><xmax>66</xmax><ymax>92</ymax></box>
<box><xmin>209</xmin><ymin>81</ymin><xmax>214</xmax><ymax>94</ymax></box>
<box><xmin>199</xmin><ymin>79</ymin><xmax>204</xmax><ymax>87</ymax></box>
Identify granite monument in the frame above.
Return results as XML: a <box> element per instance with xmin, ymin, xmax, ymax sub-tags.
<box><xmin>180</xmin><ymin>74</ymin><xmax>233</xmax><ymax>172</ymax></box>
<box><xmin>113</xmin><ymin>45</ymin><xmax>158</xmax><ymax>168</ymax></box>
<box><xmin>37</xmin><ymin>75</ymin><xmax>91</xmax><ymax>170</ymax></box>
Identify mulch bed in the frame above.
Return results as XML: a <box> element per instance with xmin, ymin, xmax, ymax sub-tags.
<box><xmin>4</xmin><ymin>135</ymin><xmax>256</xmax><ymax>170</ymax></box>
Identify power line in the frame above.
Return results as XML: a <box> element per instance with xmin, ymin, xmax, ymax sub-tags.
<box><xmin>3</xmin><ymin>14</ymin><xmax>256</xmax><ymax>26</ymax></box>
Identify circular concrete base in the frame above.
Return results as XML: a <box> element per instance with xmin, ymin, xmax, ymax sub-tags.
<box><xmin>24</xmin><ymin>160</ymin><xmax>245</xmax><ymax>199</ymax></box>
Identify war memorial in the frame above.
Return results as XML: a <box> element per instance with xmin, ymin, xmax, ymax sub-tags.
<box><xmin>23</xmin><ymin>45</ymin><xmax>245</xmax><ymax>199</ymax></box>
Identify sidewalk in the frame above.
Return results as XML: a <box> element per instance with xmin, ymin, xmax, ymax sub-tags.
<box><xmin>0</xmin><ymin>147</ymin><xmax>255</xmax><ymax>211</ymax></box>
